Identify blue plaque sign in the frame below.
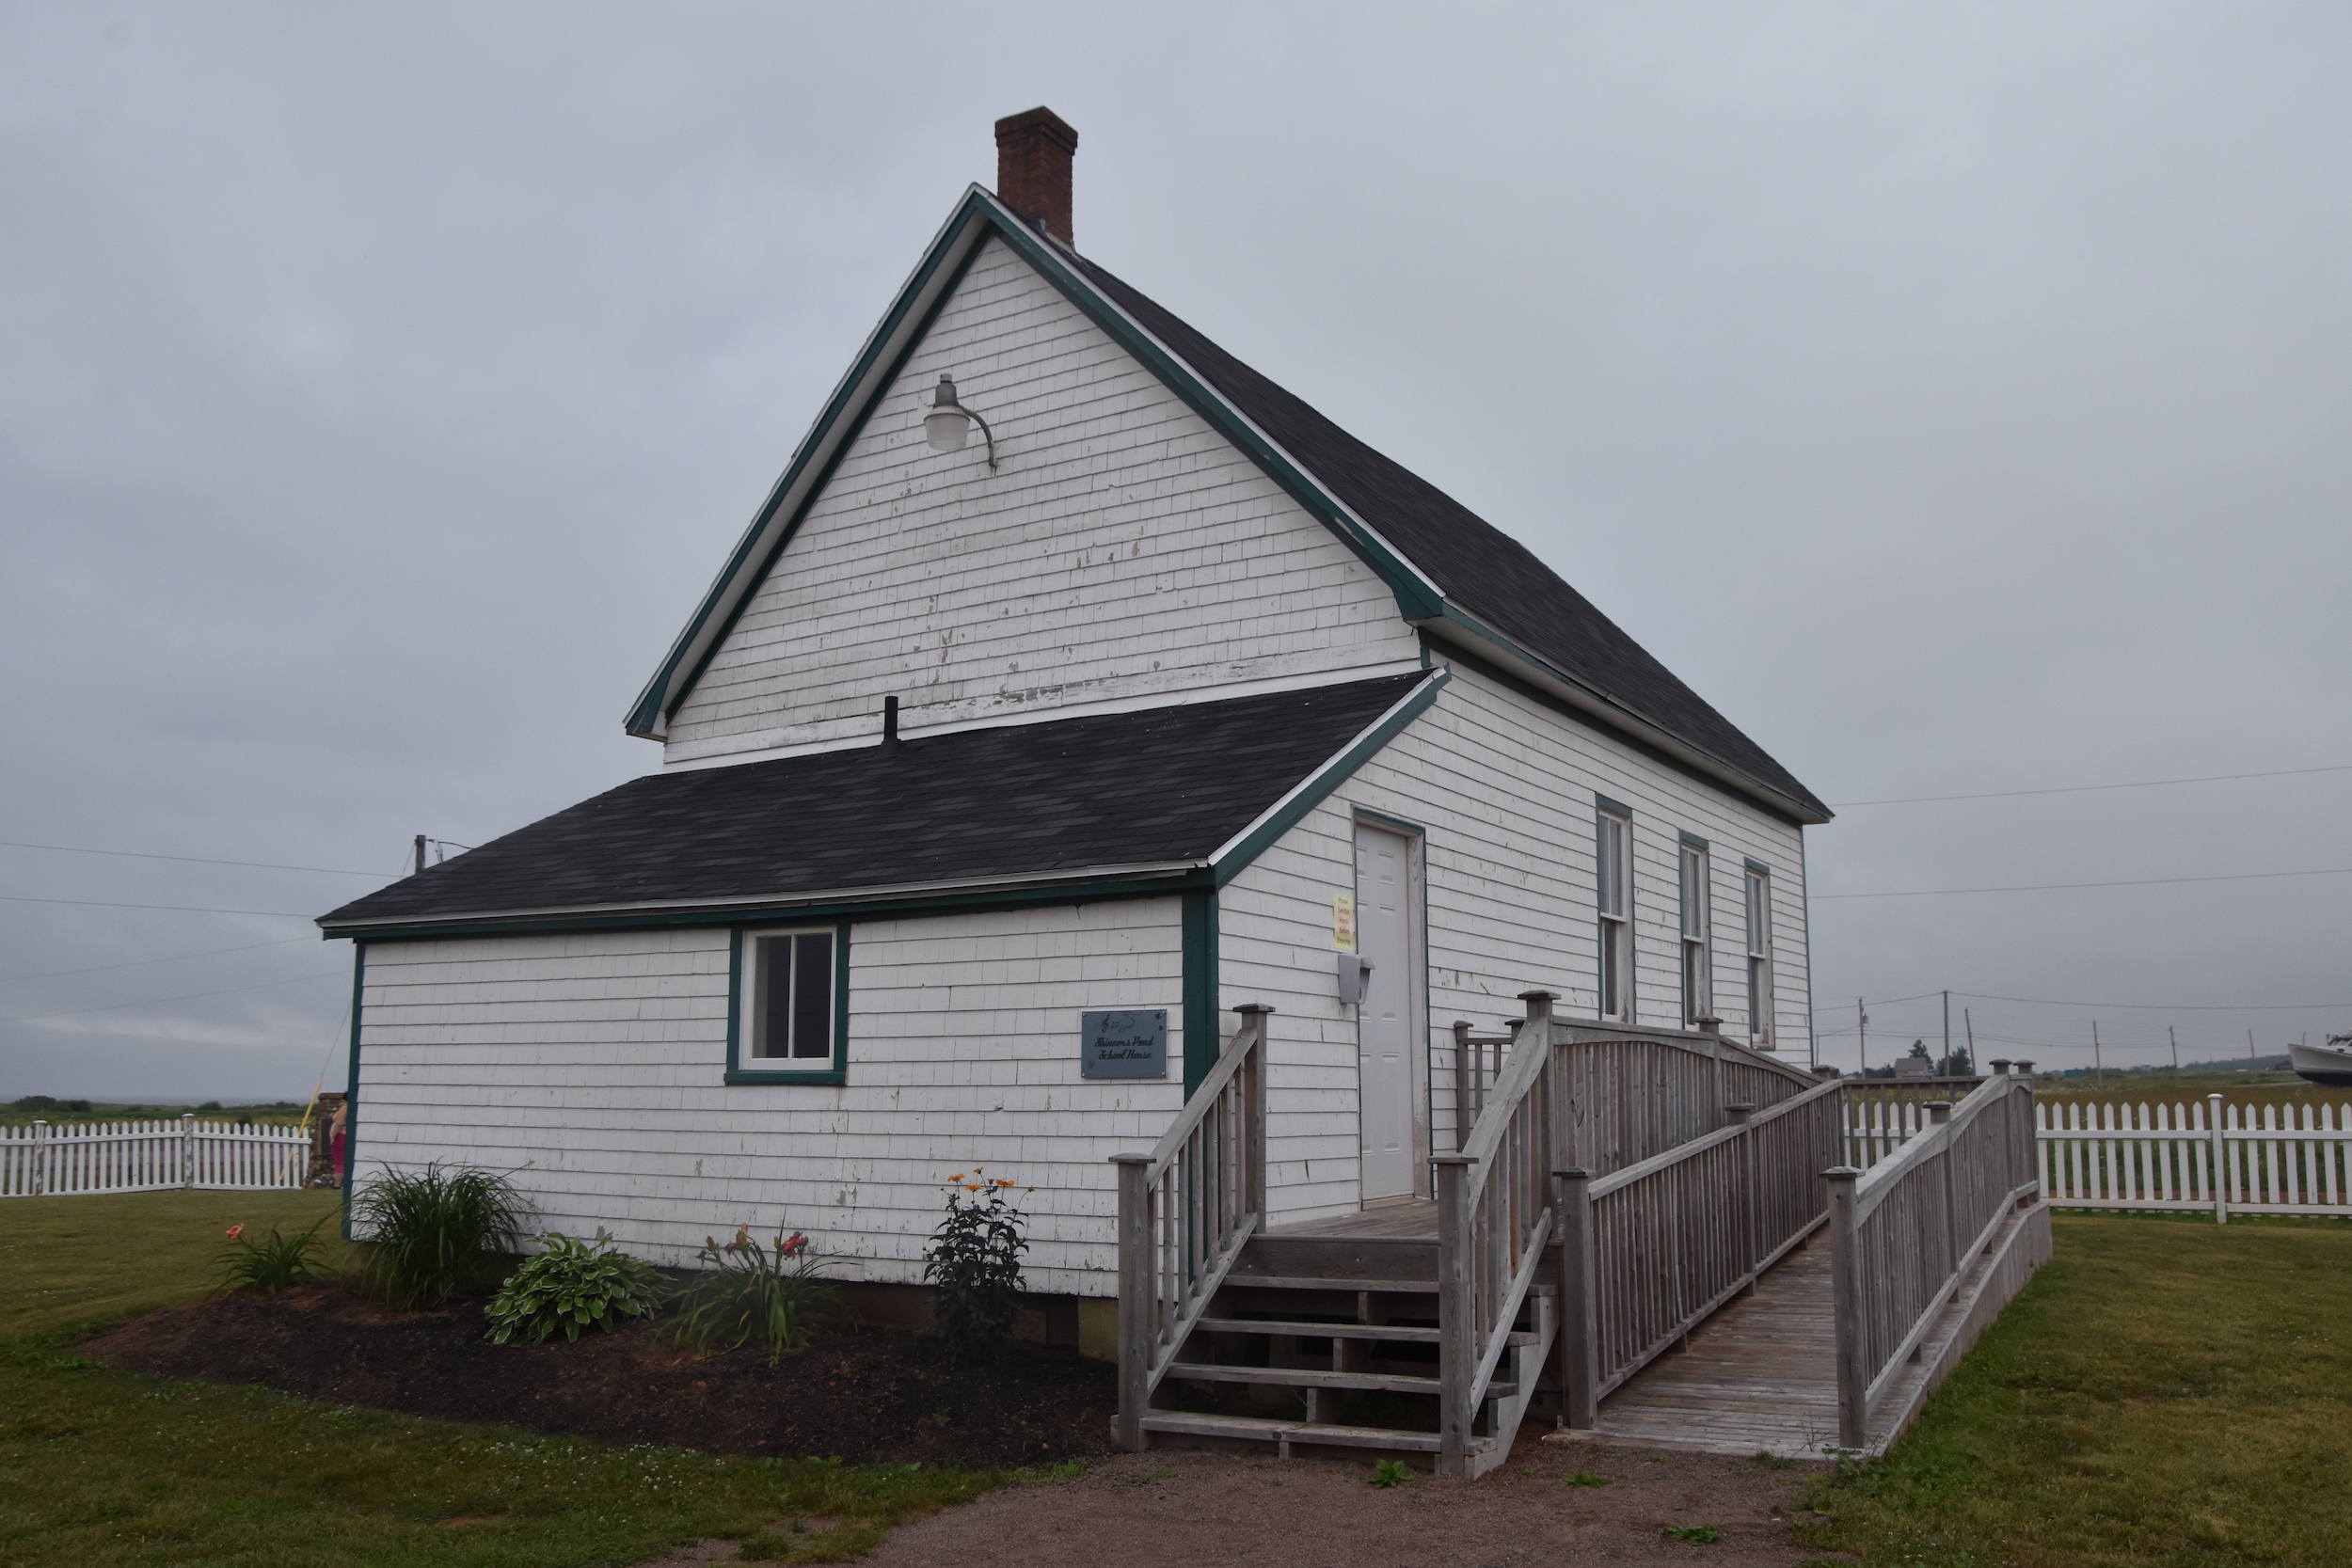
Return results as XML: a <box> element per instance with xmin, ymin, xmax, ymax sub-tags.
<box><xmin>1080</xmin><ymin>1009</ymin><xmax>1168</xmax><ymax>1079</ymax></box>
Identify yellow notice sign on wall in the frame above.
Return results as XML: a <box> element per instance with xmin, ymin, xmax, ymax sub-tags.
<box><xmin>1332</xmin><ymin>893</ymin><xmax>1357</xmax><ymax>952</ymax></box>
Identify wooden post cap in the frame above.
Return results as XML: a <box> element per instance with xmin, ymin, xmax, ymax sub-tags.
<box><xmin>1553</xmin><ymin>1166</ymin><xmax>1591</xmax><ymax>1180</ymax></box>
<box><xmin>1822</xmin><ymin>1165</ymin><xmax>1863</xmax><ymax>1181</ymax></box>
<box><xmin>1431</xmin><ymin>1152</ymin><xmax>1477</xmax><ymax>1166</ymax></box>
<box><xmin>1924</xmin><ymin>1101</ymin><xmax>1953</xmax><ymax>1122</ymax></box>
<box><xmin>1232</xmin><ymin>1002</ymin><xmax>1275</xmax><ymax>1015</ymax></box>
<box><xmin>1990</xmin><ymin>1058</ymin><xmax>2011</xmax><ymax>1075</ymax></box>
<box><xmin>1108</xmin><ymin>1152</ymin><xmax>1152</xmax><ymax>1164</ymax></box>
<box><xmin>2012</xmin><ymin>1060</ymin><xmax>2035</xmax><ymax>1075</ymax></box>
<box><xmin>1517</xmin><ymin>990</ymin><xmax>1561</xmax><ymax>1003</ymax></box>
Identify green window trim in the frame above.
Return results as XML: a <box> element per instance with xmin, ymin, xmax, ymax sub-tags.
<box><xmin>723</xmin><ymin>922</ymin><xmax>853</xmax><ymax>1085</ymax></box>
<box><xmin>1678</xmin><ymin>830</ymin><xmax>1710</xmax><ymax>850</ymax></box>
<box><xmin>1182</xmin><ymin>890</ymin><xmax>1219</xmax><ymax>1099</ymax></box>
<box><xmin>1595</xmin><ymin>793</ymin><xmax>1633</xmax><ymax>818</ymax></box>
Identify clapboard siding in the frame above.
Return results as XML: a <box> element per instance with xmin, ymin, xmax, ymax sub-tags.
<box><xmin>1218</xmin><ymin>662</ymin><xmax>1811</xmax><ymax>1223</ymax></box>
<box><xmin>354</xmin><ymin>901</ymin><xmax>1187</xmax><ymax>1294</ymax></box>
<box><xmin>662</xmin><ymin>236</ymin><xmax>1422</xmax><ymax>765</ymax></box>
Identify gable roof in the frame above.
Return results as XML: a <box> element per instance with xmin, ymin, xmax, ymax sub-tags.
<box><xmin>626</xmin><ymin>187</ymin><xmax>1828</xmax><ymax>825</ymax></box>
<box><xmin>321</xmin><ymin>671</ymin><xmax>1441</xmax><ymax>937</ymax></box>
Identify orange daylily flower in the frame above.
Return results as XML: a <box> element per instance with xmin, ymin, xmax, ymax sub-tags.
<box><xmin>225</xmin><ymin>1225</ymin><xmax>244</xmax><ymax>1241</ymax></box>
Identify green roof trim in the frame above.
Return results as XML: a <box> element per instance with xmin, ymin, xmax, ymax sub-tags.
<box><xmin>1208</xmin><ymin>669</ymin><xmax>1449</xmax><ymax>889</ymax></box>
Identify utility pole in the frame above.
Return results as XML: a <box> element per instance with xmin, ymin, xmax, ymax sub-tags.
<box><xmin>1858</xmin><ymin>997</ymin><xmax>1868</xmax><ymax>1077</ymax></box>
<box><xmin>2092</xmin><ymin>1020</ymin><xmax>2103</xmax><ymax>1085</ymax></box>
<box><xmin>1965</xmin><ymin>1007</ymin><xmax>1976</xmax><ymax>1065</ymax></box>
<box><xmin>2169</xmin><ymin>1025</ymin><xmax>2178</xmax><ymax>1072</ymax></box>
<box><xmin>1943</xmin><ymin>990</ymin><xmax>1951</xmax><ymax>1075</ymax></box>
<box><xmin>2249</xmin><ymin>1028</ymin><xmax>2256</xmax><ymax>1062</ymax></box>
<box><xmin>414</xmin><ymin>834</ymin><xmax>428</xmax><ymax>877</ymax></box>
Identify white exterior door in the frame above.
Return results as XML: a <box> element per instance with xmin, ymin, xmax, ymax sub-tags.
<box><xmin>1355</xmin><ymin>823</ymin><xmax>1417</xmax><ymax>1201</ymax></box>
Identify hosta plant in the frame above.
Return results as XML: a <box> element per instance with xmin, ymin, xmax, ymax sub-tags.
<box><xmin>671</xmin><ymin>1224</ymin><xmax>837</xmax><ymax>1365</ymax></box>
<box><xmin>923</xmin><ymin>1168</ymin><xmax>1029</xmax><ymax>1366</ymax></box>
<box><xmin>216</xmin><ymin>1217</ymin><xmax>330</xmax><ymax>1294</ymax></box>
<box><xmin>484</xmin><ymin>1229</ymin><xmax>664</xmax><ymax>1345</ymax></box>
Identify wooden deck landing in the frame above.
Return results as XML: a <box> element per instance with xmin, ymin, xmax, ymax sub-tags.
<box><xmin>1267</xmin><ymin>1200</ymin><xmax>1440</xmax><ymax>1241</ymax></box>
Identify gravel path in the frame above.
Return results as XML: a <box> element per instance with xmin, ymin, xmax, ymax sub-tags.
<box><xmin>851</xmin><ymin>1440</ymin><xmax>1846</xmax><ymax>1567</ymax></box>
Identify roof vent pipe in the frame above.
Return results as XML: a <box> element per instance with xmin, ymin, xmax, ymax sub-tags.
<box><xmin>882</xmin><ymin>694</ymin><xmax>900</xmax><ymax>750</ymax></box>
<box><xmin>994</xmin><ymin>106</ymin><xmax>1077</xmax><ymax>247</ymax></box>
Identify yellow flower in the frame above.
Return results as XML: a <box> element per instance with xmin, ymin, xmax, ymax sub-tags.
<box><xmin>947</xmin><ymin>1173</ymin><xmax>965</xmax><ymax>1182</ymax></box>
<box><xmin>995</xmin><ymin>1179</ymin><xmax>1015</xmax><ymax>1188</ymax></box>
<box><xmin>964</xmin><ymin>1183</ymin><xmax>982</xmax><ymax>1193</ymax></box>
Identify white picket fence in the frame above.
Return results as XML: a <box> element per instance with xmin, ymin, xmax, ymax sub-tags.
<box><xmin>2037</xmin><ymin>1095</ymin><xmax>2352</xmax><ymax>1222</ymax></box>
<box><xmin>0</xmin><ymin>1117</ymin><xmax>311</xmax><ymax>1196</ymax></box>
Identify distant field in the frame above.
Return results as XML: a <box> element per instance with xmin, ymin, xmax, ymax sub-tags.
<box><xmin>2032</xmin><ymin>1073</ymin><xmax>2352</xmax><ymax>1115</ymax></box>
<box><xmin>1</xmin><ymin>1099</ymin><xmax>310</xmax><ymax>1130</ymax></box>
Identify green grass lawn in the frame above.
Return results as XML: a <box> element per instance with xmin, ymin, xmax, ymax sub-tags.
<box><xmin>0</xmin><ymin>1191</ymin><xmax>1021</xmax><ymax>1567</ymax></box>
<box><xmin>1799</xmin><ymin>1212</ymin><xmax>2352</xmax><ymax>1567</ymax></box>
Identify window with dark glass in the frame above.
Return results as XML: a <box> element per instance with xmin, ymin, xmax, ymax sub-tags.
<box><xmin>748</xmin><ymin>930</ymin><xmax>835</xmax><ymax>1061</ymax></box>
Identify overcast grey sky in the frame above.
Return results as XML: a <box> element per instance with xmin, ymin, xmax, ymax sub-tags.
<box><xmin>5</xmin><ymin>2</ymin><xmax>2348</xmax><ymax>1099</ymax></box>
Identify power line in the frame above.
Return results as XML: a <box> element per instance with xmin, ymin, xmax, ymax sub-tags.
<box><xmin>1830</xmin><ymin>762</ymin><xmax>2352</xmax><ymax>809</ymax></box>
<box><xmin>1955</xmin><ymin>990</ymin><xmax>2352</xmax><ymax>1013</ymax></box>
<box><xmin>0</xmin><ymin>839</ymin><xmax>388</xmax><ymax>877</ymax></box>
<box><xmin>0</xmin><ymin>936</ymin><xmax>314</xmax><ymax>985</ymax></box>
<box><xmin>2</xmin><ymin>969</ymin><xmax>350</xmax><ymax>1025</ymax></box>
<box><xmin>0</xmin><ymin>893</ymin><xmax>315</xmax><ymax>921</ymax></box>
<box><xmin>1813</xmin><ymin>865</ymin><xmax>2352</xmax><ymax>900</ymax></box>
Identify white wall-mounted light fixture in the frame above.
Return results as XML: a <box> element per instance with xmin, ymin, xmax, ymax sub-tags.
<box><xmin>923</xmin><ymin>373</ymin><xmax>997</xmax><ymax>469</ymax></box>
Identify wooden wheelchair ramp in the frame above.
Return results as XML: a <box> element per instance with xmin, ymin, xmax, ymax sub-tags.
<box><xmin>1573</xmin><ymin>1194</ymin><xmax>2052</xmax><ymax>1459</ymax></box>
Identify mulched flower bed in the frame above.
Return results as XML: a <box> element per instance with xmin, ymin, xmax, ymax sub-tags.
<box><xmin>83</xmin><ymin>1285</ymin><xmax>1118</xmax><ymax>1468</ymax></box>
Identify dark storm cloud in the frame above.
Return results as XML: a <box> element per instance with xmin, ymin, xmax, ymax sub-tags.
<box><xmin>4</xmin><ymin>2</ymin><xmax>2346</xmax><ymax>1096</ymax></box>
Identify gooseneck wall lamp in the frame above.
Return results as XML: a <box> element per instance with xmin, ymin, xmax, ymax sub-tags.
<box><xmin>923</xmin><ymin>373</ymin><xmax>998</xmax><ymax>469</ymax></box>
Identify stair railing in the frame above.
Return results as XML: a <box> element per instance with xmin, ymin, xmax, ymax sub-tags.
<box><xmin>1555</xmin><ymin>1070</ymin><xmax>1846</xmax><ymax>1424</ymax></box>
<box><xmin>1444</xmin><ymin>1018</ymin><xmax>1520</xmax><ymax>1150</ymax></box>
<box><xmin>1826</xmin><ymin>1066</ymin><xmax>2040</xmax><ymax>1449</ymax></box>
<box><xmin>1434</xmin><ymin>990</ymin><xmax>1563</xmax><ymax>1479</ymax></box>
<box><xmin>1110</xmin><ymin>1004</ymin><xmax>1270</xmax><ymax>1450</ymax></box>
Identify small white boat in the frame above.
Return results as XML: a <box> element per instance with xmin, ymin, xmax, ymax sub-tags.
<box><xmin>2289</xmin><ymin>1034</ymin><xmax>2352</xmax><ymax>1087</ymax></box>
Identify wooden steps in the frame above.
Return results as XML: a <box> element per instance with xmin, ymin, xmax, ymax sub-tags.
<box><xmin>1137</xmin><ymin>1410</ymin><xmax>1502</xmax><ymax>1457</ymax></box>
<box><xmin>1190</xmin><ymin>1316</ymin><xmax>1538</xmax><ymax>1347</ymax></box>
<box><xmin>1131</xmin><ymin>1226</ymin><xmax>1547</xmax><ymax>1472</ymax></box>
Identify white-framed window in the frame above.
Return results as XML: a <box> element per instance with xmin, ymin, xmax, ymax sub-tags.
<box><xmin>1596</xmin><ymin>804</ymin><xmax>1630</xmax><ymax>1022</ymax></box>
<box><xmin>1678</xmin><ymin>836</ymin><xmax>1710</xmax><ymax>1026</ymax></box>
<box><xmin>729</xmin><ymin>925</ymin><xmax>846</xmax><ymax>1083</ymax></box>
<box><xmin>1744</xmin><ymin>863</ymin><xmax>1773</xmax><ymax>1049</ymax></box>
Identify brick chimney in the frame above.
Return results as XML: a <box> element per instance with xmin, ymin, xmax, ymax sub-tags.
<box><xmin>994</xmin><ymin>107</ymin><xmax>1078</xmax><ymax>247</ymax></box>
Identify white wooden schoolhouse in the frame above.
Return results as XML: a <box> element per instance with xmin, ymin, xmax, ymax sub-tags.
<box><xmin>317</xmin><ymin>110</ymin><xmax>1923</xmax><ymax>1472</ymax></box>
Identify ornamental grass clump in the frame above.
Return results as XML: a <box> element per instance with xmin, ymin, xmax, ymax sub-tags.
<box><xmin>351</xmin><ymin>1162</ymin><xmax>528</xmax><ymax>1310</ymax></box>
<box><xmin>923</xmin><ymin>1168</ymin><xmax>1029</xmax><ymax>1366</ymax></box>
<box><xmin>484</xmin><ymin>1229</ymin><xmax>664</xmax><ymax>1345</ymax></box>
<box><xmin>215</xmin><ymin>1217</ymin><xmax>330</xmax><ymax>1294</ymax></box>
<box><xmin>671</xmin><ymin>1224</ymin><xmax>837</xmax><ymax>1365</ymax></box>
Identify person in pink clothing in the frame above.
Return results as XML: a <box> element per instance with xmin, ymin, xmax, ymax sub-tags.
<box><xmin>328</xmin><ymin>1101</ymin><xmax>348</xmax><ymax>1187</ymax></box>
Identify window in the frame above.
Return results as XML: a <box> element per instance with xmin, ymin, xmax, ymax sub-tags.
<box><xmin>1744</xmin><ymin>863</ymin><xmax>1773</xmax><ymax>1049</ymax></box>
<box><xmin>1596</xmin><ymin>805</ymin><xmax>1630</xmax><ymax>1022</ymax></box>
<box><xmin>1678</xmin><ymin>836</ymin><xmax>1710</xmax><ymax>1026</ymax></box>
<box><xmin>728</xmin><ymin>925</ymin><xmax>848</xmax><ymax>1084</ymax></box>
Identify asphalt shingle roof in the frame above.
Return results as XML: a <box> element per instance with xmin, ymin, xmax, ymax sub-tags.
<box><xmin>1073</xmin><ymin>257</ymin><xmax>1827</xmax><ymax>821</ymax></box>
<box><xmin>320</xmin><ymin>673</ymin><xmax>1427</xmax><ymax>929</ymax></box>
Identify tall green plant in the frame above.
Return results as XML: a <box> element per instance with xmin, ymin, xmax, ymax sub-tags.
<box><xmin>351</xmin><ymin>1162</ymin><xmax>527</xmax><ymax>1309</ymax></box>
<box><xmin>923</xmin><ymin>1169</ymin><xmax>1028</xmax><ymax>1365</ymax></box>
<box><xmin>672</xmin><ymin>1225</ymin><xmax>836</xmax><ymax>1365</ymax></box>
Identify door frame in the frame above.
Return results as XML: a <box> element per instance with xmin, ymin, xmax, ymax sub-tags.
<box><xmin>1352</xmin><ymin>809</ymin><xmax>1432</xmax><ymax>1208</ymax></box>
